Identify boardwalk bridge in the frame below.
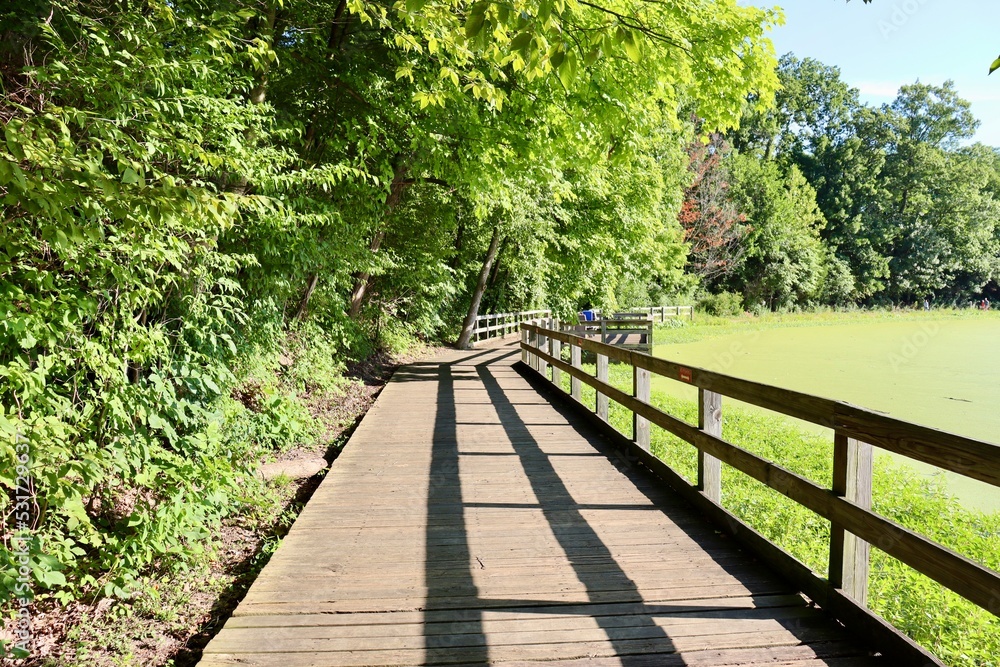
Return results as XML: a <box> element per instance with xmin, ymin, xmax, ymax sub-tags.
<box><xmin>200</xmin><ymin>319</ymin><xmax>1000</xmax><ymax>666</ymax></box>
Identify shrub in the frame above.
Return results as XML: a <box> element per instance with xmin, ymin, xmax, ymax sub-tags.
<box><xmin>697</xmin><ymin>291</ymin><xmax>744</xmax><ymax>316</ymax></box>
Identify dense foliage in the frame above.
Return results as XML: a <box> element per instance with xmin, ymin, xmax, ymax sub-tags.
<box><xmin>716</xmin><ymin>55</ymin><xmax>1000</xmax><ymax>308</ymax></box>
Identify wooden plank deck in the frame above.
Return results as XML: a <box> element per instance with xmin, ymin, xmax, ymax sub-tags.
<box><xmin>200</xmin><ymin>342</ymin><xmax>885</xmax><ymax>666</ymax></box>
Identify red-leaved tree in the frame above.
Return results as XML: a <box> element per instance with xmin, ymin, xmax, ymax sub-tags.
<box><xmin>679</xmin><ymin>134</ymin><xmax>748</xmax><ymax>282</ymax></box>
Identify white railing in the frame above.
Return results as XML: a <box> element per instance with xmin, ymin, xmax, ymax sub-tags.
<box><xmin>635</xmin><ymin>305</ymin><xmax>694</xmax><ymax>322</ymax></box>
<box><xmin>471</xmin><ymin>309</ymin><xmax>552</xmax><ymax>346</ymax></box>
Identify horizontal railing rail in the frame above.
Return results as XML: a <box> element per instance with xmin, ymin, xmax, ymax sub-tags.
<box><xmin>471</xmin><ymin>309</ymin><xmax>551</xmax><ymax>345</ymax></box>
<box><xmin>635</xmin><ymin>305</ymin><xmax>695</xmax><ymax>322</ymax></box>
<box><xmin>566</xmin><ymin>316</ymin><xmax>654</xmax><ymax>353</ymax></box>
<box><xmin>519</xmin><ymin>321</ymin><xmax>1000</xmax><ymax>665</ymax></box>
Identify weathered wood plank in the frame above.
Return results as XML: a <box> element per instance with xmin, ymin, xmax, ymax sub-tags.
<box><xmin>829</xmin><ymin>432</ymin><xmax>873</xmax><ymax>606</ymax></box>
<box><xmin>698</xmin><ymin>388</ymin><xmax>722</xmax><ymax>503</ymax></box>
<box><xmin>199</xmin><ymin>342</ymin><xmax>888</xmax><ymax>666</ymax></box>
<box><xmin>201</xmin><ymin>641</ymin><xmax>875</xmax><ymax>667</ymax></box>
<box><xmin>222</xmin><ymin>594</ymin><xmax>809</xmax><ymax>627</ymax></box>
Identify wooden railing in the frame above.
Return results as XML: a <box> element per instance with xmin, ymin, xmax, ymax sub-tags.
<box><xmin>519</xmin><ymin>321</ymin><xmax>1000</xmax><ymax>665</ymax></box>
<box><xmin>569</xmin><ymin>313</ymin><xmax>654</xmax><ymax>352</ymax></box>
<box><xmin>636</xmin><ymin>305</ymin><xmax>694</xmax><ymax>322</ymax></box>
<box><xmin>471</xmin><ymin>310</ymin><xmax>551</xmax><ymax>346</ymax></box>
<box><xmin>596</xmin><ymin>316</ymin><xmax>653</xmax><ymax>353</ymax></box>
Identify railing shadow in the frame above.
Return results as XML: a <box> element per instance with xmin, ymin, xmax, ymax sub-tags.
<box><xmin>472</xmin><ymin>358</ymin><xmax>678</xmax><ymax>665</ymax></box>
<box><xmin>423</xmin><ymin>361</ymin><xmax>490</xmax><ymax>662</ymax></box>
<box><xmin>416</xmin><ymin>342</ymin><xmax>865</xmax><ymax>664</ymax></box>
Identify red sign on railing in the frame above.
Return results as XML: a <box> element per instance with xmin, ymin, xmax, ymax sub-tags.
<box><xmin>679</xmin><ymin>367</ymin><xmax>693</xmax><ymax>383</ymax></box>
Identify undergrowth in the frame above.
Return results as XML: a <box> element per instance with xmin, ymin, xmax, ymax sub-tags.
<box><xmin>0</xmin><ymin>314</ymin><xmax>363</xmax><ymax>659</ymax></box>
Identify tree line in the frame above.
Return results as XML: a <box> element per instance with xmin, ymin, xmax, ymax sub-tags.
<box><xmin>692</xmin><ymin>54</ymin><xmax>1000</xmax><ymax>311</ymax></box>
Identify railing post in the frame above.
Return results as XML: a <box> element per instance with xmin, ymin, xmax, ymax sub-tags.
<box><xmin>551</xmin><ymin>335</ymin><xmax>561</xmax><ymax>388</ymax></box>
<box><xmin>537</xmin><ymin>321</ymin><xmax>549</xmax><ymax>379</ymax></box>
<box><xmin>528</xmin><ymin>328</ymin><xmax>538</xmax><ymax>371</ymax></box>
<box><xmin>633</xmin><ymin>362</ymin><xmax>650</xmax><ymax>451</ymax></box>
<box><xmin>830</xmin><ymin>432</ymin><xmax>873</xmax><ymax>606</ymax></box>
<box><xmin>521</xmin><ymin>326</ymin><xmax>529</xmax><ymax>364</ymax></box>
<box><xmin>698</xmin><ymin>388</ymin><xmax>722</xmax><ymax>503</ymax></box>
<box><xmin>600</xmin><ymin>318</ymin><xmax>607</xmax><ymax>345</ymax></box>
<box><xmin>596</xmin><ymin>351</ymin><xmax>609</xmax><ymax>422</ymax></box>
<box><xmin>570</xmin><ymin>343</ymin><xmax>582</xmax><ymax>401</ymax></box>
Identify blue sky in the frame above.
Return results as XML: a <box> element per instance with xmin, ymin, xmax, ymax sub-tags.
<box><xmin>747</xmin><ymin>0</ymin><xmax>1000</xmax><ymax>146</ymax></box>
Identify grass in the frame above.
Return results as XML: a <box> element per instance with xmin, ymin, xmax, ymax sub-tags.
<box><xmin>550</xmin><ymin>321</ymin><xmax>1000</xmax><ymax>667</ymax></box>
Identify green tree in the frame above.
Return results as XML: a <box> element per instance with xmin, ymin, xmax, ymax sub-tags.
<box><xmin>730</xmin><ymin>55</ymin><xmax>891</xmax><ymax>300</ymax></box>
<box><xmin>724</xmin><ymin>156</ymin><xmax>826</xmax><ymax>309</ymax></box>
<box><xmin>1</xmin><ymin>0</ymin><xmax>281</xmax><ymax>608</ymax></box>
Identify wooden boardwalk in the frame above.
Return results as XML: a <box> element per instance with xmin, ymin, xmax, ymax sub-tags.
<box><xmin>200</xmin><ymin>343</ymin><xmax>884</xmax><ymax>666</ymax></box>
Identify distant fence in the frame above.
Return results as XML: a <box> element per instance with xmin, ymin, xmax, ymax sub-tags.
<box><xmin>471</xmin><ymin>310</ymin><xmax>551</xmax><ymax>346</ymax></box>
<box><xmin>518</xmin><ymin>320</ymin><xmax>1000</xmax><ymax>665</ymax></box>
<box><xmin>635</xmin><ymin>305</ymin><xmax>694</xmax><ymax>322</ymax></box>
<box><xmin>580</xmin><ymin>306</ymin><xmax>694</xmax><ymax>323</ymax></box>
<box><xmin>569</xmin><ymin>312</ymin><xmax>654</xmax><ymax>354</ymax></box>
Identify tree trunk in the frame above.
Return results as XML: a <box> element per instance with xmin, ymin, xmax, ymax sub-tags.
<box><xmin>294</xmin><ymin>273</ymin><xmax>320</xmax><ymax>321</ymax></box>
<box><xmin>456</xmin><ymin>226</ymin><xmax>503</xmax><ymax>349</ymax></box>
<box><xmin>303</xmin><ymin>0</ymin><xmax>351</xmax><ymax>155</ymax></box>
<box><xmin>347</xmin><ymin>161</ymin><xmax>410</xmax><ymax>318</ymax></box>
<box><xmin>487</xmin><ymin>238</ymin><xmax>506</xmax><ymax>288</ymax></box>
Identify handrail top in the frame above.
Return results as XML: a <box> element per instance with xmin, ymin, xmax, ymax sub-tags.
<box><xmin>598</xmin><ymin>318</ymin><xmax>653</xmax><ymax>325</ymax></box>
<box><xmin>521</xmin><ymin>321</ymin><xmax>1000</xmax><ymax>488</ymax></box>
<box><xmin>475</xmin><ymin>309</ymin><xmax>551</xmax><ymax>322</ymax></box>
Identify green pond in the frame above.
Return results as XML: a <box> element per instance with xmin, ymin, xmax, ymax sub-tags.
<box><xmin>651</xmin><ymin>316</ymin><xmax>1000</xmax><ymax>511</ymax></box>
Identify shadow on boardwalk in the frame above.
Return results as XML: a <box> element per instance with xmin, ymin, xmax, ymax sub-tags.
<box><xmin>198</xmin><ymin>343</ymin><xmax>882</xmax><ymax>666</ymax></box>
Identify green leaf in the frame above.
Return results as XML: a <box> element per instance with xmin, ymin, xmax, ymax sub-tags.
<box><xmin>40</xmin><ymin>570</ymin><xmax>67</xmax><ymax>588</ymax></box>
<box><xmin>121</xmin><ymin>167</ymin><xmax>140</xmax><ymax>185</ymax></box>
<box><xmin>549</xmin><ymin>48</ymin><xmax>565</xmax><ymax>70</ymax></box>
<box><xmin>510</xmin><ymin>31</ymin><xmax>532</xmax><ymax>55</ymax></box>
<box><xmin>465</xmin><ymin>13</ymin><xmax>486</xmax><ymax>39</ymax></box>
<box><xmin>623</xmin><ymin>33</ymin><xmax>642</xmax><ymax>64</ymax></box>
<box><xmin>537</xmin><ymin>0</ymin><xmax>553</xmax><ymax>22</ymax></box>
<box><xmin>405</xmin><ymin>0</ymin><xmax>427</xmax><ymax>11</ymax></box>
<box><xmin>991</xmin><ymin>56</ymin><xmax>1000</xmax><ymax>75</ymax></box>
<box><xmin>19</xmin><ymin>331</ymin><xmax>37</xmax><ymax>349</ymax></box>
<box><xmin>558</xmin><ymin>50</ymin><xmax>578</xmax><ymax>88</ymax></box>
